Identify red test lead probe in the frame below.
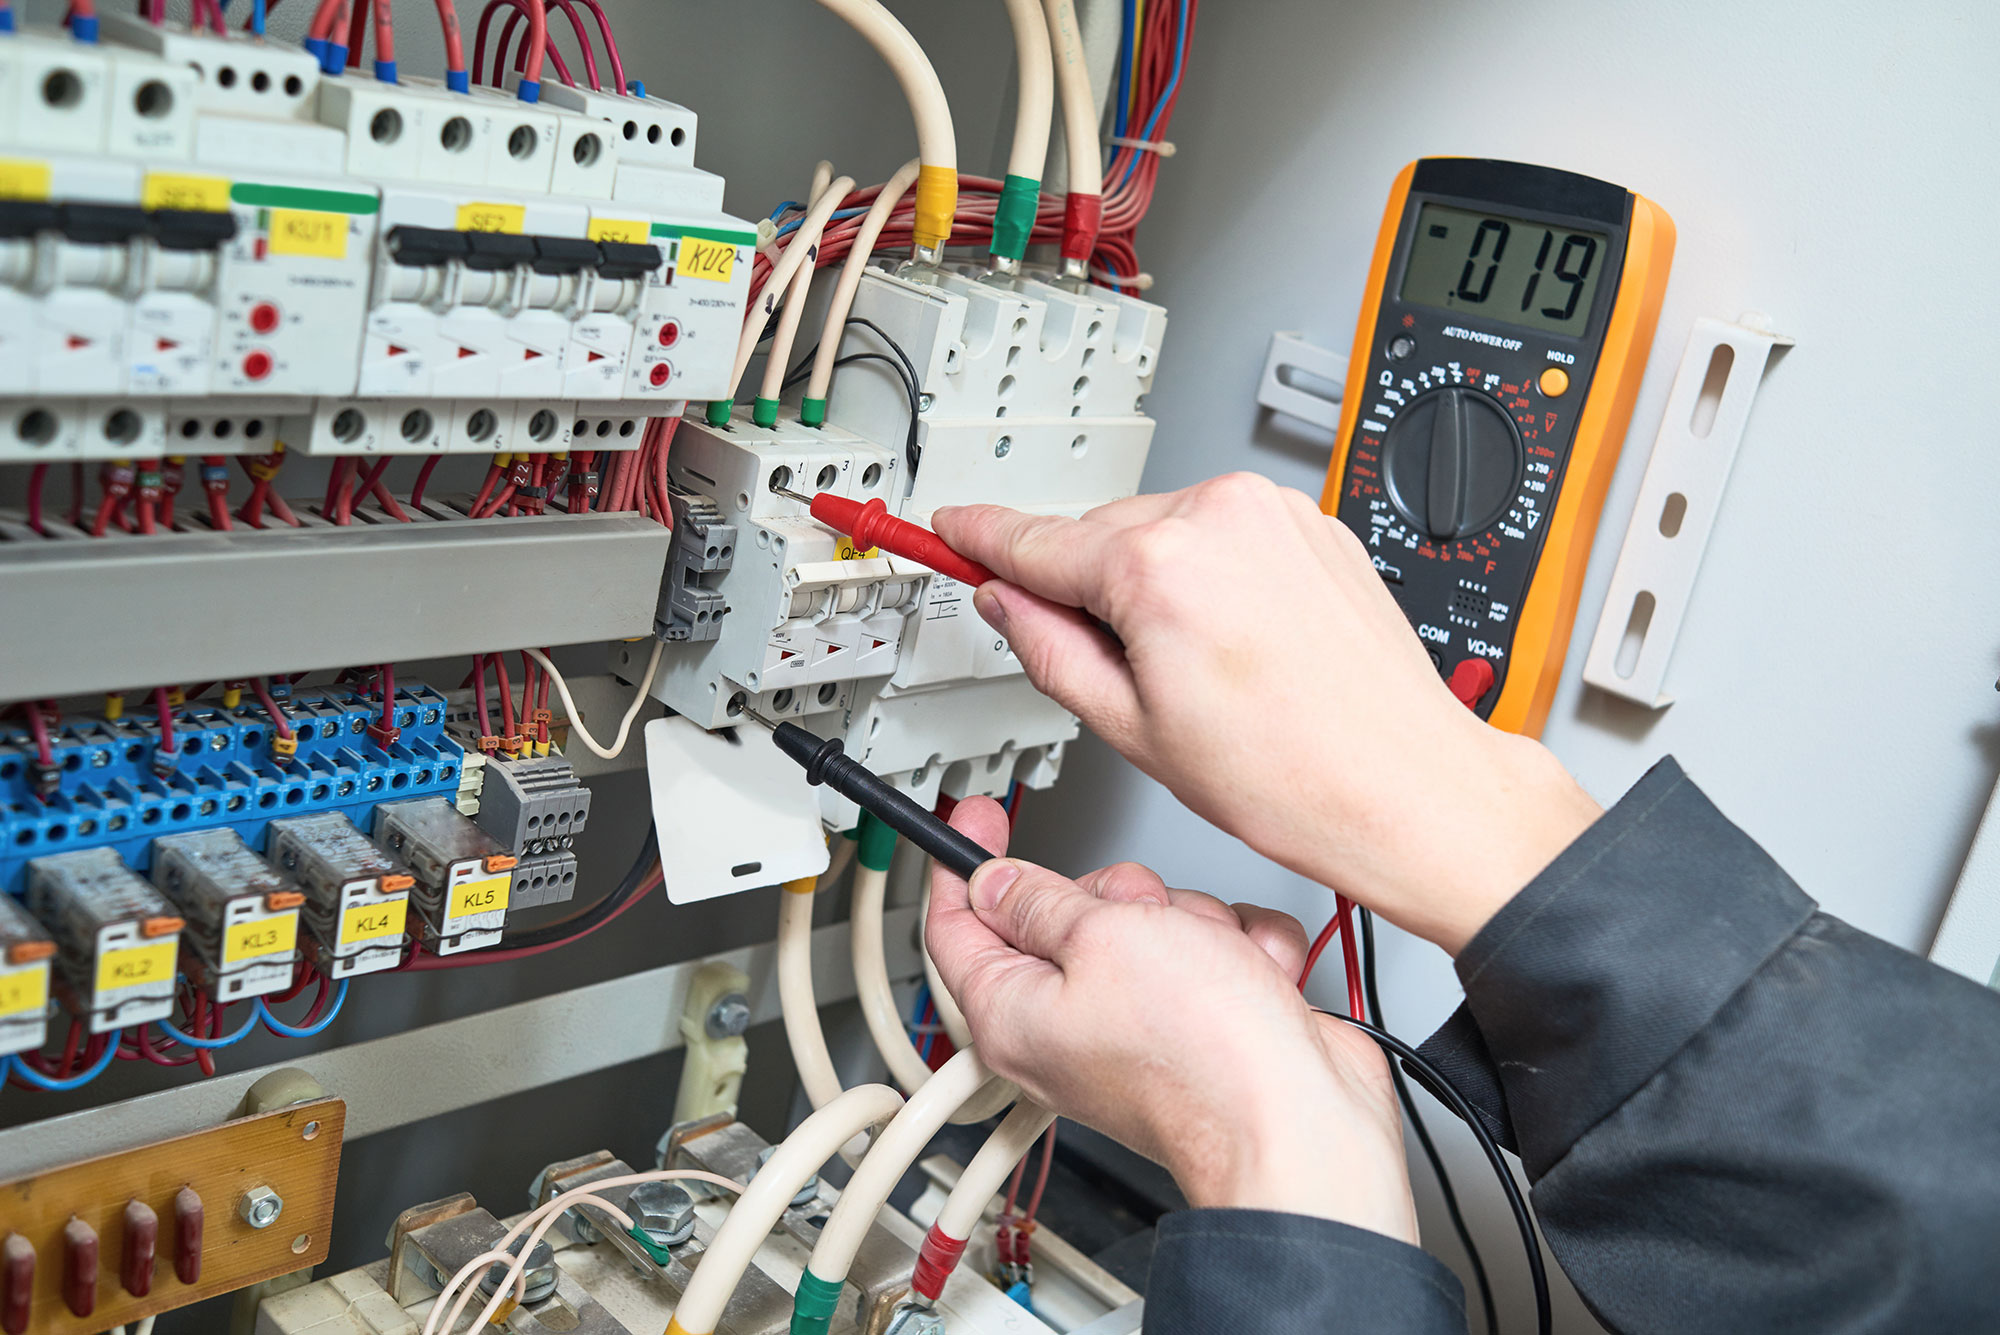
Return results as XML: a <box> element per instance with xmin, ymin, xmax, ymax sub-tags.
<box><xmin>776</xmin><ymin>487</ymin><xmax>995</xmax><ymax>588</ymax></box>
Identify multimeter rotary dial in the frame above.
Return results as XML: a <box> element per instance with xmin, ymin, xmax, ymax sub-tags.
<box><xmin>1380</xmin><ymin>386</ymin><xmax>1523</xmax><ymax>542</ymax></box>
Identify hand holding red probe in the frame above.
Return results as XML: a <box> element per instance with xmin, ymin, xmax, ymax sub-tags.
<box><xmin>776</xmin><ymin>487</ymin><xmax>995</xmax><ymax>588</ymax></box>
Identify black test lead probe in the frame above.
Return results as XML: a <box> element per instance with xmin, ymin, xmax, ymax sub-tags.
<box><xmin>741</xmin><ymin>710</ymin><xmax>996</xmax><ymax>880</ymax></box>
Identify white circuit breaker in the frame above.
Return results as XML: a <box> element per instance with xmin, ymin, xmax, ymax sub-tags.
<box><xmin>0</xmin><ymin>21</ymin><xmax>750</xmax><ymax>463</ymax></box>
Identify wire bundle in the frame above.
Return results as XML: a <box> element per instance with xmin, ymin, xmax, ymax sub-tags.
<box><xmin>472</xmin><ymin>0</ymin><xmax>624</xmax><ymax>94</ymax></box>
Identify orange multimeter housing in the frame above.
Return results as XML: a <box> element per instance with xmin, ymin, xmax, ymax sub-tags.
<box><xmin>1321</xmin><ymin>158</ymin><xmax>1674</xmax><ymax>736</ymax></box>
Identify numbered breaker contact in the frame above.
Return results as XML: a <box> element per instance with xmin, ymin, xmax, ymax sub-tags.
<box><xmin>267</xmin><ymin>812</ymin><xmax>414</xmax><ymax>980</ymax></box>
<box><xmin>150</xmin><ymin>827</ymin><xmax>305</xmax><ymax>1003</ymax></box>
<box><xmin>372</xmin><ymin>798</ymin><xmax>515</xmax><ymax>956</ymax></box>
<box><xmin>25</xmin><ymin>847</ymin><xmax>185</xmax><ymax>1035</ymax></box>
<box><xmin>0</xmin><ymin>893</ymin><xmax>57</xmax><ymax>1058</ymax></box>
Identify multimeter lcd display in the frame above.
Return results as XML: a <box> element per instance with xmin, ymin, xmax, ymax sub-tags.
<box><xmin>1398</xmin><ymin>204</ymin><xmax>1609</xmax><ymax>338</ymax></box>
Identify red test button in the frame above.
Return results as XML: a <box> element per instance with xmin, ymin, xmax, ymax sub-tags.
<box><xmin>242</xmin><ymin>350</ymin><xmax>273</xmax><ymax>381</ymax></box>
<box><xmin>649</xmin><ymin>362</ymin><xmax>671</xmax><ymax>387</ymax></box>
<box><xmin>1447</xmin><ymin>657</ymin><xmax>1495</xmax><ymax>710</ymax></box>
<box><xmin>656</xmin><ymin>320</ymin><xmax>680</xmax><ymax>348</ymax></box>
<box><xmin>248</xmin><ymin>302</ymin><xmax>281</xmax><ymax>334</ymax></box>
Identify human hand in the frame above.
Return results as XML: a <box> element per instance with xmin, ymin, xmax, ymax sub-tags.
<box><xmin>927</xmin><ymin>796</ymin><xmax>1419</xmax><ymax>1242</ymax></box>
<box><xmin>932</xmin><ymin>474</ymin><xmax>1600</xmax><ymax>952</ymax></box>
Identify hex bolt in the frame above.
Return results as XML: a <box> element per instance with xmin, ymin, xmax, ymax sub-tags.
<box><xmin>236</xmin><ymin>1187</ymin><xmax>283</xmax><ymax>1231</ymax></box>
<box><xmin>627</xmin><ymin>1181</ymin><xmax>697</xmax><ymax>1249</ymax></box>
<box><xmin>705</xmin><ymin>992</ymin><xmax>751</xmax><ymax>1040</ymax></box>
<box><xmin>479</xmin><ymin>1238</ymin><xmax>558</xmax><ymax>1306</ymax></box>
<box><xmin>884</xmin><ymin>1302</ymin><xmax>946</xmax><ymax>1335</ymax></box>
<box><xmin>755</xmin><ymin>1146</ymin><xmax>820</xmax><ymax>1208</ymax></box>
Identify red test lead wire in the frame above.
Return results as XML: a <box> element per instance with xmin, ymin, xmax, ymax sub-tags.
<box><xmin>786</xmin><ymin>490</ymin><xmax>995</xmax><ymax>588</ymax></box>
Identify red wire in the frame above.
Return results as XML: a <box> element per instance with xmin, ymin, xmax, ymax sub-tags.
<box><xmin>493</xmin><ymin>653</ymin><xmax>517</xmax><ymax>741</ymax></box>
<box><xmin>1023</xmin><ymin>1121</ymin><xmax>1057</xmax><ymax>1223</ymax></box>
<box><xmin>1300</xmin><ymin>912</ymin><xmax>1341</xmax><ymax>990</ymax></box>
<box><xmin>1336</xmin><ymin>895</ymin><xmax>1364</xmax><ymax>1021</ymax></box>
<box><xmin>26</xmin><ymin>463</ymin><xmax>46</xmax><ymax>534</ymax></box>
<box><xmin>378</xmin><ymin>664</ymin><xmax>396</xmax><ymax>736</ymax></box>
<box><xmin>473</xmin><ymin>654</ymin><xmax>495</xmax><ymax>740</ymax></box>
<box><xmin>20</xmin><ymin>702</ymin><xmax>53</xmax><ymax>768</ymax></box>
<box><xmin>153</xmin><ymin>686</ymin><xmax>175</xmax><ymax>758</ymax></box>
<box><xmin>411</xmin><ymin>455</ymin><xmax>442</xmax><ymax>509</ymax></box>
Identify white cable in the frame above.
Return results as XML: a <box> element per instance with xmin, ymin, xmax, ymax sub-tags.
<box><xmin>759</xmin><ymin>167</ymin><xmax>847</xmax><ymax>408</ymax></box>
<box><xmin>805</xmin><ymin>1049</ymin><xmax>999</xmax><ymax>1287</ymax></box>
<box><xmin>939</xmin><ymin>1098</ymin><xmax>1057</xmax><ymax>1240</ymax></box>
<box><xmin>133</xmin><ymin>1321</ymin><xmax>155</xmax><ymax>1335</ymax></box>
<box><xmin>729</xmin><ymin>180</ymin><xmax>857</xmax><ymax>402</ymax></box>
<box><xmin>670</xmin><ymin>1084</ymin><xmax>906</xmax><ymax>1335</ymax></box>
<box><xmin>423</xmin><ymin>1169</ymin><xmax>745</xmax><ymax>1335</ymax></box>
<box><xmin>523</xmin><ymin>643</ymin><xmax>660</xmax><ymax>762</ymax></box>
<box><xmin>1000</xmin><ymin>0</ymin><xmax>1055</xmax><ymax>181</ymax></box>
<box><xmin>812</xmin><ymin>0</ymin><xmax>956</xmax><ymax>170</ymax></box>
<box><xmin>779</xmin><ymin>876</ymin><xmax>846</xmax><ymax>1112</ymax></box>
<box><xmin>919</xmin><ymin>873</ymin><xmax>973</xmax><ymax>1049</ymax></box>
<box><xmin>805</xmin><ymin>158</ymin><xmax>921</xmax><ymax>406</ymax></box>
<box><xmin>1041</xmin><ymin>0</ymin><xmax>1102</xmax><ymax>199</ymax></box>
<box><xmin>854</xmin><ymin>857</ymin><xmax>1016</xmax><ymax>1123</ymax></box>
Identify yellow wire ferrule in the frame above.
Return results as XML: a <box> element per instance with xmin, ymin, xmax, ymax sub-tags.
<box><xmin>912</xmin><ymin>165</ymin><xmax>958</xmax><ymax>251</ymax></box>
<box><xmin>782</xmin><ymin>875</ymin><xmax>818</xmax><ymax>896</ymax></box>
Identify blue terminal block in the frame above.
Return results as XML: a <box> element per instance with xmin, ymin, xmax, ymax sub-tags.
<box><xmin>0</xmin><ymin>686</ymin><xmax>467</xmax><ymax>896</ymax></box>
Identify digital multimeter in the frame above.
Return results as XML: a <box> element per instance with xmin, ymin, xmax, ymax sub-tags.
<box><xmin>1321</xmin><ymin>158</ymin><xmax>1674</xmax><ymax>737</ymax></box>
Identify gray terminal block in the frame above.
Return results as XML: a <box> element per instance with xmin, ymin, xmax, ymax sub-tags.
<box><xmin>657</xmin><ymin>488</ymin><xmax>735</xmax><ymax>643</ymax></box>
<box><xmin>476</xmin><ymin>754</ymin><xmax>591</xmax><ymax>856</ymax></box>
<box><xmin>374</xmin><ymin>797</ymin><xmax>515</xmax><ymax>956</ymax></box>
<box><xmin>0</xmin><ymin>893</ymin><xmax>56</xmax><ymax>1058</ymax></box>
<box><xmin>267</xmin><ymin>812</ymin><xmax>416</xmax><ymax>980</ymax></box>
<box><xmin>25</xmin><ymin>847</ymin><xmax>186</xmax><ymax>1034</ymax></box>
<box><xmin>509</xmin><ymin>850</ymin><xmax>579</xmax><ymax>912</ymax></box>
<box><xmin>151</xmin><ymin>829</ymin><xmax>306</xmax><ymax>1003</ymax></box>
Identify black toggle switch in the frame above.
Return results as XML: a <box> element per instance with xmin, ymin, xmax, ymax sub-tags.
<box><xmin>386</xmin><ymin>225</ymin><xmax>468</xmax><ymax>267</ymax></box>
<box><xmin>595</xmin><ymin>239</ymin><xmax>663</xmax><ymax>281</ymax></box>
<box><xmin>531</xmin><ymin>235</ymin><xmax>599</xmax><ymax>275</ymax></box>
<box><xmin>150</xmin><ymin>208</ymin><xmax>239</xmax><ymax>251</ymax></box>
<box><xmin>59</xmin><ymin>203</ymin><xmax>151</xmax><ymax>245</ymax></box>
<box><xmin>0</xmin><ymin>201</ymin><xmax>59</xmax><ymax>239</ymax></box>
<box><xmin>463</xmin><ymin>231</ymin><xmax>538</xmax><ymax>272</ymax></box>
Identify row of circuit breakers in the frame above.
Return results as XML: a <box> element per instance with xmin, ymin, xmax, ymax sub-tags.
<box><xmin>0</xmin><ymin>20</ymin><xmax>754</xmax><ymax>461</ymax></box>
<box><xmin>0</xmin><ymin>682</ymin><xmax>592</xmax><ymax>1058</ymax></box>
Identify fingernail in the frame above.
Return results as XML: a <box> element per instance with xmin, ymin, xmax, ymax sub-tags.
<box><xmin>974</xmin><ymin>586</ymin><xmax>1008</xmax><ymax>632</ymax></box>
<box><xmin>970</xmin><ymin>862</ymin><xmax>1019</xmax><ymax>912</ymax></box>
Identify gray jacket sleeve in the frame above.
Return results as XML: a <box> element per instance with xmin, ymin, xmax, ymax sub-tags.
<box><xmin>1418</xmin><ymin>756</ymin><xmax>2000</xmax><ymax>1333</ymax></box>
<box><xmin>1145</xmin><ymin>757</ymin><xmax>2000</xmax><ymax>1335</ymax></box>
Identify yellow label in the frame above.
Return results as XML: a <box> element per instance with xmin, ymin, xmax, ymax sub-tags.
<box><xmin>0</xmin><ymin>159</ymin><xmax>52</xmax><ymax>202</ymax></box>
<box><xmin>449</xmin><ymin>874</ymin><xmax>511</xmax><ymax>920</ymax></box>
<box><xmin>269</xmin><ymin>208</ymin><xmax>348</xmax><ymax>259</ymax></box>
<box><xmin>224</xmin><ymin>914</ymin><xmax>299</xmax><ymax>964</ymax></box>
<box><xmin>96</xmin><ymin>941</ymin><xmax>177</xmax><ymax>994</ymax></box>
<box><xmin>836</xmin><ymin>539</ymin><xmax>881</xmax><ymax>561</ymax></box>
<box><xmin>677</xmin><ymin>235</ymin><xmax>736</xmax><ymax>284</ymax></box>
<box><xmin>341</xmin><ymin>898</ymin><xmax>408</xmax><ymax>945</ymax></box>
<box><xmin>0</xmin><ymin>965</ymin><xmax>48</xmax><ymax>1019</ymax></box>
<box><xmin>589</xmin><ymin>217</ymin><xmax>648</xmax><ymax>244</ymax></box>
<box><xmin>143</xmin><ymin>172</ymin><xmax>231</xmax><ymax>212</ymax></box>
<box><xmin>456</xmin><ymin>201</ymin><xmax>527</xmax><ymax>234</ymax></box>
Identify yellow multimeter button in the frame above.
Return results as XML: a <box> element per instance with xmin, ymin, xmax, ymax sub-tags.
<box><xmin>1538</xmin><ymin>367</ymin><xmax>1570</xmax><ymax>397</ymax></box>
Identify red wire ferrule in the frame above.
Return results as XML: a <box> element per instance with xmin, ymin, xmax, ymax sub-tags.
<box><xmin>911</xmin><ymin>1224</ymin><xmax>968</xmax><ymax>1302</ymax></box>
<box><xmin>1059</xmin><ymin>193</ymin><xmax>1102</xmax><ymax>262</ymax></box>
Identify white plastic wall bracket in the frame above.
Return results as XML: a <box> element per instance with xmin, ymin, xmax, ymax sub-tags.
<box><xmin>1581</xmin><ymin>313</ymin><xmax>1793</xmax><ymax>708</ymax></box>
<box><xmin>1255</xmin><ymin>331</ymin><xmax>1348</xmax><ymax>433</ymax></box>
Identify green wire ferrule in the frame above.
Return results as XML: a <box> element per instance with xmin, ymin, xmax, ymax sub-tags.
<box><xmin>990</xmin><ymin>174</ymin><xmax>1041</xmax><ymax>261</ymax></box>
<box><xmin>789</xmin><ymin>1269</ymin><xmax>844</xmax><ymax>1335</ymax></box>
<box><xmin>799</xmin><ymin>397</ymin><xmax>828</xmax><ymax>428</ymax></box>
<box><xmin>627</xmin><ymin>1222</ymin><xmax>675</xmax><ymax>1264</ymax></box>
<box><xmin>856</xmin><ymin>810</ymin><xmax>897</xmax><ymax>872</ymax></box>
<box><xmin>753</xmin><ymin>397</ymin><xmax>780</xmax><ymax>429</ymax></box>
<box><xmin>705</xmin><ymin>399</ymin><xmax>731</xmax><ymax>427</ymax></box>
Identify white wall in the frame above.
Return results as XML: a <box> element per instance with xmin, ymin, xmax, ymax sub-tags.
<box><xmin>1010</xmin><ymin>1</ymin><xmax>2000</xmax><ymax>1329</ymax></box>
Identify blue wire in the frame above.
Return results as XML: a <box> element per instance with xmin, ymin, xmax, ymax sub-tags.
<box><xmin>911</xmin><ymin>982</ymin><xmax>936</xmax><ymax>1062</ymax></box>
<box><xmin>1112</xmin><ymin>0</ymin><xmax>1135</xmax><ymax>142</ymax></box>
<box><xmin>255</xmin><ymin>979</ymin><xmax>348</xmax><ymax>1038</ymax></box>
<box><xmin>773</xmin><ymin>205</ymin><xmax>867</xmax><ymax>241</ymax></box>
<box><xmin>157</xmin><ymin>1002</ymin><xmax>261</xmax><ymax>1049</ymax></box>
<box><xmin>1114</xmin><ymin>0</ymin><xmax>1187</xmax><ymax>191</ymax></box>
<box><xmin>251</xmin><ymin>0</ymin><xmax>266</xmax><ymax>37</ymax></box>
<box><xmin>5</xmin><ymin>1038</ymin><xmax>119</xmax><ymax>1092</ymax></box>
<box><xmin>768</xmin><ymin>200</ymin><xmax>803</xmax><ymax>222</ymax></box>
